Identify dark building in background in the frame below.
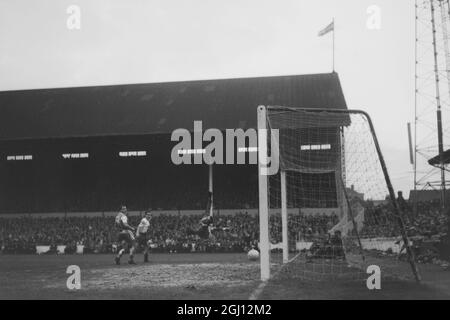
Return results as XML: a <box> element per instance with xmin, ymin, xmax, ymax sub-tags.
<box><xmin>0</xmin><ymin>73</ymin><xmax>347</xmax><ymax>213</ymax></box>
<box><xmin>409</xmin><ymin>189</ymin><xmax>450</xmax><ymax>203</ymax></box>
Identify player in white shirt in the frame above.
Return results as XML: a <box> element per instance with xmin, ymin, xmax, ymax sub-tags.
<box><xmin>114</xmin><ymin>205</ymin><xmax>137</xmax><ymax>265</ymax></box>
<box><xmin>136</xmin><ymin>210</ymin><xmax>152</xmax><ymax>263</ymax></box>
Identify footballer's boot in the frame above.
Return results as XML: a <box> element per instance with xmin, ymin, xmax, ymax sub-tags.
<box><xmin>128</xmin><ymin>259</ymin><xmax>136</xmax><ymax>265</ymax></box>
<box><xmin>114</xmin><ymin>256</ymin><xmax>120</xmax><ymax>265</ymax></box>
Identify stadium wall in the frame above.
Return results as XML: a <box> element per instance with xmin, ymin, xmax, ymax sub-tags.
<box><xmin>0</xmin><ymin>207</ymin><xmax>340</xmax><ymax>218</ymax></box>
<box><xmin>30</xmin><ymin>237</ymin><xmax>404</xmax><ymax>255</ymax></box>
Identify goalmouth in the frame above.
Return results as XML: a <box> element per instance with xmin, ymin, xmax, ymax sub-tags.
<box><xmin>257</xmin><ymin>105</ymin><xmax>420</xmax><ymax>283</ymax></box>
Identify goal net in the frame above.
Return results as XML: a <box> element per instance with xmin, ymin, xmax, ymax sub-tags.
<box><xmin>257</xmin><ymin>106</ymin><xmax>420</xmax><ymax>282</ymax></box>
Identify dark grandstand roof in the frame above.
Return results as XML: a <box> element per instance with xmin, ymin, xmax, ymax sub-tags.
<box><xmin>0</xmin><ymin>72</ymin><xmax>347</xmax><ymax>140</ymax></box>
<box><xmin>428</xmin><ymin>149</ymin><xmax>450</xmax><ymax>166</ymax></box>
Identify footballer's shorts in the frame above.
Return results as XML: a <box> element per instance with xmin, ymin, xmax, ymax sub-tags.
<box><xmin>136</xmin><ymin>232</ymin><xmax>148</xmax><ymax>247</ymax></box>
<box><xmin>198</xmin><ymin>226</ymin><xmax>210</xmax><ymax>240</ymax></box>
<box><xmin>117</xmin><ymin>230</ymin><xmax>135</xmax><ymax>244</ymax></box>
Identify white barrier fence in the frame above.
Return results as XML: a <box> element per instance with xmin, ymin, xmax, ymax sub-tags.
<box><xmin>29</xmin><ymin>237</ymin><xmax>405</xmax><ymax>255</ymax></box>
<box><xmin>268</xmin><ymin>237</ymin><xmax>405</xmax><ymax>254</ymax></box>
<box><xmin>36</xmin><ymin>245</ymin><xmax>84</xmax><ymax>255</ymax></box>
<box><xmin>360</xmin><ymin>237</ymin><xmax>405</xmax><ymax>254</ymax></box>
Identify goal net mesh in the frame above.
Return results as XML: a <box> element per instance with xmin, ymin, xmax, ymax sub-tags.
<box><xmin>264</xmin><ymin>107</ymin><xmax>418</xmax><ymax>281</ymax></box>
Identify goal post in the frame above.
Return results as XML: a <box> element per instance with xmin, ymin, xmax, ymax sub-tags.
<box><xmin>257</xmin><ymin>105</ymin><xmax>421</xmax><ymax>282</ymax></box>
<box><xmin>280</xmin><ymin>170</ymin><xmax>288</xmax><ymax>264</ymax></box>
<box><xmin>257</xmin><ymin>105</ymin><xmax>270</xmax><ymax>281</ymax></box>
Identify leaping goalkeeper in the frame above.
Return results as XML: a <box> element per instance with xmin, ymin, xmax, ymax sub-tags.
<box><xmin>187</xmin><ymin>192</ymin><xmax>231</xmax><ymax>240</ymax></box>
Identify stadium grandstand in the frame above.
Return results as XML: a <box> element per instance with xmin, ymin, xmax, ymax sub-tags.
<box><xmin>0</xmin><ymin>72</ymin><xmax>346</xmax><ymax>215</ymax></box>
<box><xmin>0</xmin><ymin>72</ymin><xmax>351</xmax><ymax>256</ymax></box>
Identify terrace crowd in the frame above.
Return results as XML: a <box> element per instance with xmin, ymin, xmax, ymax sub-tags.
<box><xmin>361</xmin><ymin>199</ymin><xmax>448</xmax><ymax>239</ymax></box>
<box><xmin>0</xmin><ymin>200</ymin><xmax>447</xmax><ymax>255</ymax></box>
<box><xmin>0</xmin><ymin>212</ymin><xmax>337</xmax><ymax>254</ymax></box>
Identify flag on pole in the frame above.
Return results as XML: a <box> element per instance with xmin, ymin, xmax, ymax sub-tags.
<box><xmin>318</xmin><ymin>21</ymin><xmax>334</xmax><ymax>37</ymax></box>
<box><xmin>318</xmin><ymin>19</ymin><xmax>336</xmax><ymax>71</ymax></box>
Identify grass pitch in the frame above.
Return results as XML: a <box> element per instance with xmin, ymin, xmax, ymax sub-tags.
<box><xmin>0</xmin><ymin>253</ymin><xmax>449</xmax><ymax>299</ymax></box>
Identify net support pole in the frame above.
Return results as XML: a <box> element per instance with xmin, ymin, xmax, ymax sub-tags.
<box><xmin>281</xmin><ymin>170</ymin><xmax>289</xmax><ymax>263</ymax></box>
<box><xmin>257</xmin><ymin>105</ymin><xmax>270</xmax><ymax>281</ymax></box>
<box><xmin>363</xmin><ymin>110</ymin><xmax>421</xmax><ymax>282</ymax></box>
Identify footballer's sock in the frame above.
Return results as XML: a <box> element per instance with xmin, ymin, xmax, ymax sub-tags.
<box><xmin>129</xmin><ymin>248</ymin><xmax>135</xmax><ymax>262</ymax></box>
<box><xmin>117</xmin><ymin>248</ymin><xmax>125</xmax><ymax>258</ymax></box>
<box><xmin>144</xmin><ymin>252</ymin><xmax>148</xmax><ymax>262</ymax></box>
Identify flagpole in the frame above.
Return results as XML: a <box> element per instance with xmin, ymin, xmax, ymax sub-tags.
<box><xmin>333</xmin><ymin>17</ymin><xmax>335</xmax><ymax>72</ymax></box>
<box><xmin>318</xmin><ymin>19</ymin><xmax>336</xmax><ymax>71</ymax></box>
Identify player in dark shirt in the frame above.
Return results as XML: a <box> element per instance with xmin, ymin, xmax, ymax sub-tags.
<box><xmin>187</xmin><ymin>192</ymin><xmax>231</xmax><ymax>240</ymax></box>
<box><xmin>114</xmin><ymin>205</ymin><xmax>137</xmax><ymax>265</ymax></box>
<box><xmin>307</xmin><ymin>230</ymin><xmax>346</xmax><ymax>261</ymax></box>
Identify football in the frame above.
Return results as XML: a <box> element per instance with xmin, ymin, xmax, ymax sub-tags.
<box><xmin>247</xmin><ymin>249</ymin><xmax>260</xmax><ymax>261</ymax></box>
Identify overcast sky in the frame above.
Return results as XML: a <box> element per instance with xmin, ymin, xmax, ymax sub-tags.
<box><xmin>0</xmin><ymin>0</ymin><xmax>419</xmax><ymax>196</ymax></box>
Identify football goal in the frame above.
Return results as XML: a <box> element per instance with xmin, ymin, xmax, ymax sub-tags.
<box><xmin>257</xmin><ymin>105</ymin><xmax>420</xmax><ymax>282</ymax></box>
